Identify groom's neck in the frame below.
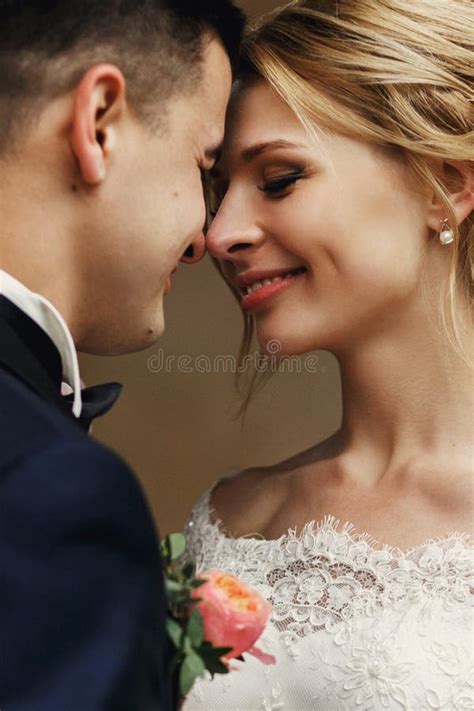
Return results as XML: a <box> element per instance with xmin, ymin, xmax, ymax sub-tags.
<box><xmin>0</xmin><ymin>162</ymin><xmax>82</xmax><ymax>343</ymax></box>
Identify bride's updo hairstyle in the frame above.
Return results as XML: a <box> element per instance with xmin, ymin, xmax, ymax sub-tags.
<box><xmin>229</xmin><ymin>0</ymin><xmax>473</xmax><ymax>408</ymax></box>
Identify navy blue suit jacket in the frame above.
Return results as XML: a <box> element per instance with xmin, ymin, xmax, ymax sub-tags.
<box><xmin>0</xmin><ymin>296</ymin><xmax>173</xmax><ymax>710</ymax></box>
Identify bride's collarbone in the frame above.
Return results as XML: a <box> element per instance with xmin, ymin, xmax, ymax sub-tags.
<box><xmin>262</xmin><ymin>498</ymin><xmax>473</xmax><ymax>551</ymax></box>
<box><xmin>210</xmin><ymin>464</ymin><xmax>473</xmax><ymax>548</ymax></box>
<box><xmin>210</xmin><ymin>438</ymin><xmax>340</xmax><ymax>537</ymax></box>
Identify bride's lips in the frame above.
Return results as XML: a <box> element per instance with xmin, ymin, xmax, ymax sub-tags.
<box><xmin>236</xmin><ymin>267</ymin><xmax>307</xmax><ymax>312</ymax></box>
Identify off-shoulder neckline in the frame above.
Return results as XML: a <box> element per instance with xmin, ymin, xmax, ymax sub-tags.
<box><xmin>191</xmin><ymin>486</ymin><xmax>474</xmax><ymax>561</ymax></box>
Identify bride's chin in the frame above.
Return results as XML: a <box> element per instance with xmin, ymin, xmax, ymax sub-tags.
<box><xmin>256</xmin><ymin>327</ymin><xmax>323</xmax><ymax>358</ymax></box>
<box><xmin>257</xmin><ymin>336</ymin><xmax>297</xmax><ymax>358</ymax></box>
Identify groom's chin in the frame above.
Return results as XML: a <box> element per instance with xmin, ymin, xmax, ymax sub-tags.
<box><xmin>144</xmin><ymin>319</ymin><xmax>166</xmax><ymax>348</ymax></box>
<box><xmin>137</xmin><ymin>309</ymin><xmax>166</xmax><ymax>351</ymax></box>
<box><xmin>78</xmin><ymin>306</ymin><xmax>165</xmax><ymax>355</ymax></box>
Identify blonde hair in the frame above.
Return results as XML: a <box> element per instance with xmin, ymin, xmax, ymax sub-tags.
<box><xmin>229</xmin><ymin>0</ymin><xmax>473</xmax><ymax>414</ymax></box>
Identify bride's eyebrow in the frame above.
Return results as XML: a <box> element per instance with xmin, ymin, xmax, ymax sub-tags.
<box><xmin>210</xmin><ymin>139</ymin><xmax>307</xmax><ymax>179</ymax></box>
<box><xmin>241</xmin><ymin>139</ymin><xmax>305</xmax><ymax>162</ymax></box>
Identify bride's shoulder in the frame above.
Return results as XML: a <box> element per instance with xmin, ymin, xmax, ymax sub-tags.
<box><xmin>210</xmin><ymin>434</ymin><xmax>339</xmax><ymax>537</ymax></box>
<box><xmin>209</xmin><ymin>464</ymin><xmax>280</xmax><ymax>537</ymax></box>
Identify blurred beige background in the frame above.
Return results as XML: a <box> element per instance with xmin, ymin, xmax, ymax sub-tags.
<box><xmin>79</xmin><ymin>0</ymin><xmax>342</xmax><ymax>535</ymax></box>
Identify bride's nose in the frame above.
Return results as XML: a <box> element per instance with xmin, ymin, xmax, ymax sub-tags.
<box><xmin>180</xmin><ymin>231</ymin><xmax>206</xmax><ymax>264</ymax></box>
<box><xmin>205</xmin><ymin>202</ymin><xmax>264</xmax><ymax>260</ymax></box>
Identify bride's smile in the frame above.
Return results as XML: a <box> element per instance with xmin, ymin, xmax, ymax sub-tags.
<box><xmin>235</xmin><ymin>265</ymin><xmax>308</xmax><ymax>310</ymax></box>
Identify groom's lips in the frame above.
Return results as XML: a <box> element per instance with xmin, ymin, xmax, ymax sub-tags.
<box><xmin>164</xmin><ymin>266</ymin><xmax>178</xmax><ymax>296</ymax></box>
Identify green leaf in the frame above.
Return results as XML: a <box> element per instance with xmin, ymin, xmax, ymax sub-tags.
<box><xmin>165</xmin><ymin>578</ymin><xmax>183</xmax><ymax>593</ymax></box>
<box><xmin>168</xmin><ymin>650</ymin><xmax>182</xmax><ymax>677</ymax></box>
<box><xmin>182</xmin><ymin>561</ymin><xmax>196</xmax><ymax>579</ymax></box>
<box><xmin>160</xmin><ymin>537</ymin><xmax>171</xmax><ymax>564</ymax></box>
<box><xmin>183</xmin><ymin>636</ymin><xmax>193</xmax><ymax>655</ymax></box>
<box><xmin>208</xmin><ymin>658</ymin><xmax>229</xmax><ymax>676</ymax></box>
<box><xmin>168</xmin><ymin>533</ymin><xmax>187</xmax><ymax>561</ymax></box>
<box><xmin>198</xmin><ymin>641</ymin><xmax>232</xmax><ymax>676</ymax></box>
<box><xmin>179</xmin><ymin>651</ymin><xmax>206</xmax><ymax>695</ymax></box>
<box><xmin>166</xmin><ymin>617</ymin><xmax>184</xmax><ymax>650</ymax></box>
<box><xmin>187</xmin><ymin>609</ymin><xmax>204</xmax><ymax>648</ymax></box>
<box><xmin>201</xmin><ymin>643</ymin><xmax>233</xmax><ymax>658</ymax></box>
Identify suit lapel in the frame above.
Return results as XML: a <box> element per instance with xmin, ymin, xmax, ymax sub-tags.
<box><xmin>0</xmin><ymin>296</ymin><xmax>72</xmax><ymax>419</ymax></box>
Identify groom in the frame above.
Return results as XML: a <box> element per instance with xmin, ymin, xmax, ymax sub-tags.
<box><xmin>0</xmin><ymin>1</ymin><xmax>244</xmax><ymax>709</ymax></box>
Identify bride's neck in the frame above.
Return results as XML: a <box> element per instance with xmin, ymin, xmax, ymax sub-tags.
<box><xmin>332</xmin><ymin>302</ymin><xmax>472</xmax><ymax>485</ymax></box>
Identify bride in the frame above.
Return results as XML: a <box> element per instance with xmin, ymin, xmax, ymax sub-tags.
<box><xmin>183</xmin><ymin>0</ymin><xmax>473</xmax><ymax>708</ymax></box>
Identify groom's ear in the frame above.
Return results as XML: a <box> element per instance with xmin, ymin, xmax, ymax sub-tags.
<box><xmin>71</xmin><ymin>64</ymin><xmax>126</xmax><ymax>186</ymax></box>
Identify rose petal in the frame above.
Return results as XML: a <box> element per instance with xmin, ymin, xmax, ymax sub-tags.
<box><xmin>247</xmin><ymin>645</ymin><xmax>276</xmax><ymax>665</ymax></box>
<box><xmin>191</xmin><ymin>570</ymin><xmax>273</xmax><ymax>660</ymax></box>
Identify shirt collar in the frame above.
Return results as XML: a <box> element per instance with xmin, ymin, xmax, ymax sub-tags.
<box><xmin>0</xmin><ymin>270</ymin><xmax>82</xmax><ymax>418</ymax></box>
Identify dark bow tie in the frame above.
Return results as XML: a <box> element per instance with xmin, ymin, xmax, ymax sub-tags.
<box><xmin>62</xmin><ymin>381</ymin><xmax>123</xmax><ymax>432</ymax></box>
<box><xmin>0</xmin><ymin>295</ymin><xmax>123</xmax><ymax>433</ymax></box>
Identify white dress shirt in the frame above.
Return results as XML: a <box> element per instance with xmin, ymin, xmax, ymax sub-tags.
<box><xmin>0</xmin><ymin>269</ymin><xmax>82</xmax><ymax>418</ymax></box>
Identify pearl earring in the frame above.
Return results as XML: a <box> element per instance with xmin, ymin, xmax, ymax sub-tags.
<box><xmin>439</xmin><ymin>219</ymin><xmax>454</xmax><ymax>245</ymax></box>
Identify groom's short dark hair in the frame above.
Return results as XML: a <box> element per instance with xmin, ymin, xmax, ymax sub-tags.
<box><xmin>0</xmin><ymin>0</ymin><xmax>246</xmax><ymax>153</ymax></box>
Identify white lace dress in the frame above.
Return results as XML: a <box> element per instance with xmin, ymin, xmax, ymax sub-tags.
<box><xmin>182</xmin><ymin>484</ymin><xmax>474</xmax><ymax>711</ymax></box>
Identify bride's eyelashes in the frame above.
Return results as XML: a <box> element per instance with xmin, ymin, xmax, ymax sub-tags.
<box><xmin>259</xmin><ymin>168</ymin><xmax>306</xmax><ymax>197</ymax></box>
<box><xmin>205</xmin><ymin>165</ymin><xmax>309</xmax><ymax>219</ymax></box>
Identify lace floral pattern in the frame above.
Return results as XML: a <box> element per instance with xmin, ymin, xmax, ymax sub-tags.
<box><xmin>183</xmin><ymin>488</ymin><xmax>474</xmax><ymax>711</ymax></box>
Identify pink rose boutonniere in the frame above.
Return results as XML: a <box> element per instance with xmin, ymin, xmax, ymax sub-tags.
<box><xmin>161</xmin><ymin>533</ymin><xmax>275</xmax><ymax>697</ymax></box>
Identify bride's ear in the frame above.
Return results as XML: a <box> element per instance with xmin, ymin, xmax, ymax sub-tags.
<box><xmin>426</xmin><ymin>160</ymin><xmax>474</xmax><ymax>231</ymax></box>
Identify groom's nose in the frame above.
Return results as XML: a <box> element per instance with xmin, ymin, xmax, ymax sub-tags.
<box><xmin>180</xmin><ymin>231</ymin><xmax>206</xmax><ymax>264</ymax></box>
